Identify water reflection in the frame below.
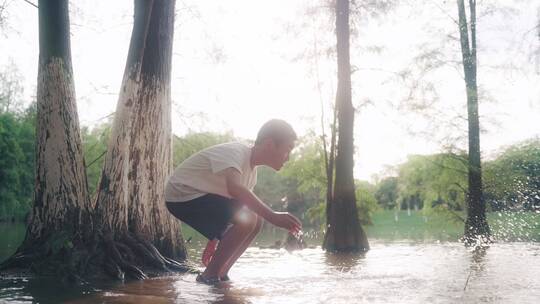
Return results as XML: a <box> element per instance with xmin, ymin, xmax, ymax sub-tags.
<box><xmin>324</xmin><ymin>251</ymin><xmax>366</xmax><ymax>272</ymax></box>
<box><xmin>0</xmin><ymin>275</ymin><xmax>99</xmax><ymax>304</ymax></box>
<box><xmin>463</xmin><ymin>247</ymin><xmax>488</xmax><ymax>291</ymax></box>
<box><xmin>209</xmin><ymin>284</ymin><xmax>257</xmax><ymax>304</ymax></box>
<box><xmin>3</xmin><ymin>242</ymin><xmax>540</xmax><ymax>303</ymax></box>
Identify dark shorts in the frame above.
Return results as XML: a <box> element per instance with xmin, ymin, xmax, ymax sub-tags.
<box><xmin>166</xmin><ymin>193</ymin><xmax>243</xmax><ymax>240</ymax></box>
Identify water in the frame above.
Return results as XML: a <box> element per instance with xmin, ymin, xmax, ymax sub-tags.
<box><xmin>1</xmin><ymin>216</ymin><xmax>540</xmax><ymax>303</ymax></box>
<box><xmin>2</xmin><ymin>239</ymin><xmax>540</xmax><ymax>303</ymax></box>
<box><xmin>0</xmin><ymin>222</ymin><xmax>25</xmax><ymax>263</ymax></box>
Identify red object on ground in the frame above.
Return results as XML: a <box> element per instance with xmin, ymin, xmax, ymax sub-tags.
<box><xmin>202</xmin><ymin>239</ymin><xmax>219</xmax><ymax>266</ymax></box>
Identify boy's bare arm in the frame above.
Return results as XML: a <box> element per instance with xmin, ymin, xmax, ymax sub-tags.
<box><xmin>223</xmin><ymin>168</ymin><xmax>301</xmax><ymax>232</ymax></box>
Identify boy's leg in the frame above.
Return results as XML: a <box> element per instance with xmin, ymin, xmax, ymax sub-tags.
<box><xmin>219</xmin><ymin>215</ymin><xmax>263</xmax><ymax>279</ymax></box>
<box><xmin>200</xmin><ymin>210</ymin><xmax>260</xmax><ymax>279</ymax></box>
<box><xmin>202</xmin><ymin>239</ymin><xmax>218</xmax><ymax>266</ymax></box>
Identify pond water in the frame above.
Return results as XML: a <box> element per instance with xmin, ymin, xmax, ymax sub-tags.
<box><xmin>1</xmin><ymin>223</ymin><xmax>539</xmax><ymax>303</ymax></box>
<box><xmin>50</xmin><ymin>241</ymin><xmax>538</xmax><ymax>304</ymax></box>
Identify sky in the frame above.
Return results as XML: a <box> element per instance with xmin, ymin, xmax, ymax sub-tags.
<box><xmin>1</xmin><ymin>0</ymin><xmax>539</xmax><ymax>181</ymax></box>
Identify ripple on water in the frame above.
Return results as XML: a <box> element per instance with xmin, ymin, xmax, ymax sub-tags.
<box><xmin>2</xmin><ymin>241</ymin><xmax>540</xmax><ymax>304</ymax></box>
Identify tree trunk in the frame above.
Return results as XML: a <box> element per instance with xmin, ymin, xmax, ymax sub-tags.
<box><xmin>93</xmin><ymin>0</ymin><xmax>187</xmax><ymax>279</ymax></box>
<box><xmin>0</xmin><ymin>0</ymin><xmax>93</xmax><ymax>275</ymax></box>
<box><xmin>127</xmin><ymin>0</ymin><xmax>185</xmax><ymax>258</ymax></box>
<box><xmin>94</xmin><ymin>0</ymin><xmax>155</xmax><ymax>234</ymax></box>
<box><xmin>1</xmin><ymin>0</ymin><xmax>190</xmax><ymax>280</ymax></box>
<box><xmin>324</xmin><ymin>102</ymin><xmax>337</xmax><ymax>227</ymax></box>
<box><xmin>456</xmin><ymin>0</ymin><xmax>491</xmax><ymax>245</ymax></box>
<box><xmin>323</xmin><ymin>0</ymin><xmax>369</xmax><ymax>252</ymax></box>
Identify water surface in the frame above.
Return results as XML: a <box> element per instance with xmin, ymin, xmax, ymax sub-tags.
<box><xmin>3</xmin><ymin>241</ymin><xmax>533</xmax><ymax>304</ymax></box>
<box><xmin>2</xmin><ymin>215</ymin><xmax>539</xmax><ymax>303</ymax></box>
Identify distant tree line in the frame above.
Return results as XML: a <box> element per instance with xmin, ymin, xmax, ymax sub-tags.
<box><xmin>3</xmin><ymin>108</ymin><xmax>536</xmax><ymax>225</ymax></box>
<box><xmin>375</xmin><ymin>141</ymin><xmax>540</xmax><ymax>217</ymax></box>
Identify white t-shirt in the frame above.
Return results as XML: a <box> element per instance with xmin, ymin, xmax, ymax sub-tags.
<box><xmin>165</xmin><ymin>142</ymin><xmax>258</xmax><ymax>202</ymax></box>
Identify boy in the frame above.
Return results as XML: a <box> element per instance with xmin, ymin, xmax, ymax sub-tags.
<box><xmin>165</xmin><ymin>119</ymin><xmax>302</xmax><ymax>283</ymax></box>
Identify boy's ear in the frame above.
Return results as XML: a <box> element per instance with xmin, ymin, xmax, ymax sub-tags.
<box><xmin>261</xmin><ymin>137</ymin><xmax>274</xmax><ymax>149</ymax></box>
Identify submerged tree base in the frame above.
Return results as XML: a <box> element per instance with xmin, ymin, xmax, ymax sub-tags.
<box><xmin>0</xmin><ymin>230</ymin><xmax>195</xmax><ymax>282</ymax></box>
<box><xmin>462</xmin><ymin>218</ymin><xmax>492</xmax><ymax>248</ymax></box>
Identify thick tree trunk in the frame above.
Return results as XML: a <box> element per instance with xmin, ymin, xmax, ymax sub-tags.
<box><xmin>127</xmin><ymin>0</ymin><xmax>185</xmax><ymax>258</ymax></box>
<box><xmin>324</xmin><ymin>102</ymin><xmax>337</xmax><ymax>227</ymax></box>
<box><xmin>94</xmin><ymin>0</ymin><xmax>155</xmax><ymax>234</ymax></box>
<box><xmin>1</xmin><ymin>0</ymin><xmax>190</xmax><ymax>280</ymax></box>
<box><xmin>323</xmin><ymin>0</ymin><xmax>369</xmax><ymax>252</ymax></box>
<box><xmin>457</xmin><ymin>0</ymin><xmax>491</xmax><ymax>245</ymax></box>
<box><xmin>0</xmin><ymin>0</ymin><xmax>93</xmax><ymax>274</ymax></box>
<box><xmin>92</xmin><ymin>0</ymin><xmax>187</xmax><ymax>279</ymax></box>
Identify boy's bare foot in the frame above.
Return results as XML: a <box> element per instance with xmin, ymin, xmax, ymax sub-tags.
<box><xmin>196</xmin><ymin>274</ymin><xmax>220</xmax><ymax>285</ymax></box>
<box><xmin>220</xmin><ymin>274</ymin><xmax>230</xmax><ymax>281</ymax></box>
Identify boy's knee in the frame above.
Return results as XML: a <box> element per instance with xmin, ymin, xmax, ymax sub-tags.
<box><xmin>234</xmin><ymin>208</ymin><xmax>259</xmax><ymax>230</ymax></box>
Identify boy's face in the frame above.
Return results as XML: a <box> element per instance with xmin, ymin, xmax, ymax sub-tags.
<box><xmin>266</xmin><ymin>138</ymin><xmax>295</xmax><ymax>171</ymax></box>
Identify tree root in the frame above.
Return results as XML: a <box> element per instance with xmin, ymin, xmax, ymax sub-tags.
<box><xmin>103</xmin><ymin>235</ymin><xmax>148</xmax><ymax>280</ymax></box>
<box><xmin>132</xmin><ymin>234</ymin><xmax>192</xmax><ymax>272</ymax></box>
<box><xmin>2</xmin><ymin>232</ymin><xmax>191</xmax><ymax>282</ymax></box>
<box><xmin>124</xmin><ymin>234</ymin><xmax>166</xmax><ymax>270</ymax></box>
<box><xmin>100</xmin><ymin>232</ymin><xmax>196</xmax><ymax>280</ymax></box>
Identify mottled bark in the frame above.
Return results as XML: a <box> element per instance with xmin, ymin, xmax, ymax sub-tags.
<box><xmin>127</xmin><ymin>0</ymin><xmax>185</xmax><ymax>258</ymax></box>
<box><xmin>29</xmin><ymin>58</ymin><xmax>92</xmax><ymax>239</ymax></box>
<box><xmin>325</xmin><ymin>102</ymin><xmax>338</xmax><ymax>226</ymax></box>
<box><xmin>456</xmin><ymin>0</ymin><xmax>491</xmax><ymax>245</ymax></box>
<box><xmin>94</xmin><ymin>0</ymin><xmax>154</xmax><ymax>234</ymax></box>
<box><xmin>23</xmin><ymin>0</ymin><xmax>92</xmax><ymax>250</ymax></box>
<box><xmin>1</xmin><ymin>0</ymin><xmax>189</xmax><ymax>279</ymax></box>
<box><xmin>323</xmin><ymin>0</ymin><xmax>369</xmax><ymax>252</ymax></box>
<box><xmin>0</xmin><ymin>0</ymin><xmax>93</xmax><ymax>275</ymax></box>
<box><xmin>94</xmin><ymin>0</ymin><xmax>185</xmax><ymax>262</ymax></box>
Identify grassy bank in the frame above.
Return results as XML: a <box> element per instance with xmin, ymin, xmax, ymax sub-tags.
<box><xmin>365</xmin><ymin>210</ymin><xmax>540</xmax><ymax>242</ymax></box>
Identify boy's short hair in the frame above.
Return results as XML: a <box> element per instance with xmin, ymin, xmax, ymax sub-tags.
<box><xmin>255</xmin><ymin>119</ymin><xmax>297</xmax><ymax>145</ymax></box>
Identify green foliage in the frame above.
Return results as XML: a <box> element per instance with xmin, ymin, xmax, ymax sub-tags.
<box><xmin>374</xmin><ymin>142</ymin><xmax>540</xmax><ymax>223</ymax></box>
<box><xmin>172</xmin><ymin>131</ymin><xmax>236</xmax><ymax>166</ymax></box>
<box><xmin>0</xmin><ymin>106</ymin><xmax>35</xmax><ymax>221</ymax></box>
<box><xmin>305</xmin><ymin>202</ymin><xmax>326</xmax><ymax>230</ymax></box>
<box><xmin>396</xmin><ymin>153</ymin><xmax>468</xmax><ymax>213</ymax></box>
<box><xmin>278</xmin><ymin>134</ymin><xmax>380</xmax><ymax>228</ymax></box>
<box><xmin>81</xmin><ymin>121</ymin><xmax>111</xmax><ymax>196</ymax></box>
<box><xmin>0</xmin><ymin>65</ymin><xmax>34</xmax><ymax>222</ymax></box>
<box><xmin>356</xmin><ymin>181</ymin><xmax>380</xmax><ymax>225</ymax></box>
<box><xmin>279</xmin><ymin>135</ymin><xmax>327</xmax><ymax>226</ymax></box>
<box><xmin>0</xmin><ymin>113</ymin><xmax>23</xmax><ymax>220</ymax></box>
<box><xmin>483</xmin><ymin>138</ymin><xmax>540</xmax><ymax>211</ymax></box>
<box><xmin>374</xmin><ymin>176</ymin><xmax>398</xmax><ymax>209</ymax></box>
<box><xmin>253</xmin><ymin>166</ymin><xmax>287</xmax><ymax>211</ymax></box>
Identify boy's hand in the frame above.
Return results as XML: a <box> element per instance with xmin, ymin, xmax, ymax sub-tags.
<box><xmin>269</xmin><ymin>212</ymin><xmax>302</xmax><ymax>234</ymax></box>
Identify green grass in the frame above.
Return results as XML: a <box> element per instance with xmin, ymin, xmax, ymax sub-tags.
<box><xmin>488</xmin><ymin>211</ymin><xmax>540</xmax><ymax>242</ymax></box>
<box><xmin>365</xmin><ymin>210</ymin><xmax>463</xmax><ymax>241</ymax></box>
<box><xmin>366</xmin><ymin>210</ymin><xmax>540</xmax><ymax>242</ymax></box>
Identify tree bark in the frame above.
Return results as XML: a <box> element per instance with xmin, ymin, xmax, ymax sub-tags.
<box><xmin>93</xmin><ymin>0</ymin><xmax>187</xmax><ymax>277</ymax></box>
<box><xmin>456</xmin><ymin>0</ymin><xmax>491</xmax><ymax>245</ymax></box>
<box><xmin>323</xmin><ymin>0</ymin><xmax>369</xmax><ymax>252</ymax></box>
<box><xmin>24</xmin><ymin>0</ymin><xmax>92</xmax><ymax>252</ymax></box>
<box><xmin>1</xmin><ymin>0</ymin><xmax>190</xmax><ymax>280</ymax></box>
<box><xmin>324</xmin><ymin>101</ymin><xmax>337</xmax><ymax>227</ymax></box>
<box><xmin>94</xmin><ymin>0</ymin><xmax>155</xmax><ymax>234</ymax></box>
<box><xmin>127</xmin><ymin>0</ymin><xmax>185</xmax><ymax>258</ymax></box>
<box><xmin>0</xmin><ymin>0</ymin><xmax>93</xmax><ymax>275</ymax></box>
